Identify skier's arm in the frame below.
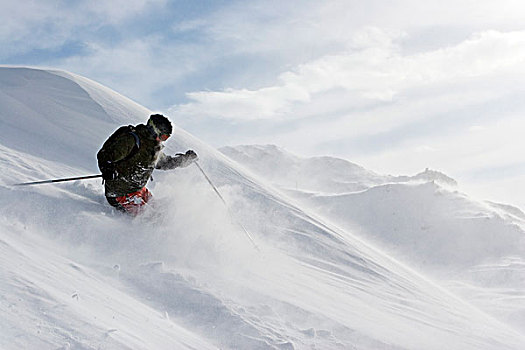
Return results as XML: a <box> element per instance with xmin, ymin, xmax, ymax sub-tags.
<box><xmin>156</xmin><ymin>150</ymin><xmax>198</xmax><ymax>170</ymax></box>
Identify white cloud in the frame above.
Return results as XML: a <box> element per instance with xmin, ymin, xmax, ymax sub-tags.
<box><xmin>0</xmin><ymin>0</ymin><xmax>167</xmax><ymax>59</ymax></box>
<box><xmin>354</xmin><ymin>113</ymin><xmax>525</xmax><ymax>198</ymax></box>
<box><xmin>81</xmin><ymin>0</ymin><xmax>167</xmax><ymax>24</ymax></box>
<box><xmin>57</xmin><ymin>37</ymin><xmax>203</xmax><ymax>109</ymax></box>
<box><xmin>172</xmin><ymin>29</ymin><xmax>525</xmax><ymax>122</ymax></box>
<box><xmin>0</xmin><ymin>2</ymin><xmax>72</xmax><ymax>55</ymax></box>
<box><xmin>469</xmin><ymin>126</ymin><xmax>485</xmax><ymax>132</ymax></box>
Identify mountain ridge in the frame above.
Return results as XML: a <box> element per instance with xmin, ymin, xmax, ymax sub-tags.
<box><xmin>221</xmin><ymin>143</ymin><xmax>525</xmax><ymax>333</ymax></box>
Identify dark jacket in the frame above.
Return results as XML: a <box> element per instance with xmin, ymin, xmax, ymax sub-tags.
<box><xmin>97</xmin><ymin>124</ymin><xmax>191</xmax><ymax>197</ymax></box>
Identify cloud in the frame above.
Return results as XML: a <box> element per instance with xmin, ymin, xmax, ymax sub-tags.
<box><xmin>356</xmin><ymin>113</ymin><xmax>525</xmax><ymax>181</ymax></box>
<box><xmin>171</xmin><ymin>29</ymin><xmax>525</xmax><ymax>122</ymax></box>
<box><xmin>56</xmin><ymin>36</ymin><xmax>205</xmax><ymax>109</ymax></box>
<box><xmin>0</xmin><ymin>0</ymin><xmax>167</xmax><ymax>60</ymax></box>
<box><xmin>80</xmin><ymin>0</ymin><xmax>167</xmax><ymax>24</ymax></box>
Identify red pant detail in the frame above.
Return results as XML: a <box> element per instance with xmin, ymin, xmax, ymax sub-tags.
<box><xmin>115</xmin><ymin>187</ymin><xmax>152</xmax><ymax>215</ymax></box>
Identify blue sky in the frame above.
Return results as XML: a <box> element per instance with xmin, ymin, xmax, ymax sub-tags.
<box><xmin>3</xmin><ymin>0</ymin><xmax>525</xmax><ymax>208</ymax></box>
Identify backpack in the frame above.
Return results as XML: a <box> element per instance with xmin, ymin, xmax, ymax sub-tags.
<box><xmin>102</xmin><ymin>125</ymin><xmax>141</xmax><ymax>163</ymax></box>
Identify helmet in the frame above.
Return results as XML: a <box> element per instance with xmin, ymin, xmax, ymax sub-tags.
<box><xmin>147</xmin><ymin>114</ymin><xmax>173</xmax><ymax>136</ymax></box>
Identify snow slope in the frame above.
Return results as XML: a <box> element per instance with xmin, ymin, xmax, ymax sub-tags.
<box><xmin>1</xmin><ymin>67</ymin><xmax>525</xmax><ymax>349</ymax></box>
<box><xmin>221</xmin><ymin>144</ymin><xmax>525</xmax><ymax>334</ymax></box>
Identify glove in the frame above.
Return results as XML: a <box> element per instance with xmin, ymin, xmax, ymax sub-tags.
<box><xmin>184</xmin><ymin>150</ymin><xmax>198</xmax><ymax>162</ymax></box>
<box><xmin>101</xmin><ymin>161</ymin><xmax>118</xmax><ymax>181</ymax></box>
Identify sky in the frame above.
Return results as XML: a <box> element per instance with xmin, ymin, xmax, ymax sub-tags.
<box><xmin>3</xmin><ymin>0</ymin><xmax>525</xmax><ymax>209</ymax></box>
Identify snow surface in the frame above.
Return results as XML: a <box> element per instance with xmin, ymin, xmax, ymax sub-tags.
<box><xmin>221</xmin><ymin>144</ymin><xmax>525</xmax><ymax>336</ymax></box>
<box><xmin>1</xmin><ymin>67</ymin><xmax>525</xmax><ymax>349</ymax></box>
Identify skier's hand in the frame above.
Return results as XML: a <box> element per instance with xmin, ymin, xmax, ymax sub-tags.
<box><xmin>185</xmin><ymin>150</ymin><xmax>198</xmax><ymax>162</ymax></box>
<box><xmin>101</xmin><ymin>162</ymin><xmax>118</xmax><ymax>181</ymax></box>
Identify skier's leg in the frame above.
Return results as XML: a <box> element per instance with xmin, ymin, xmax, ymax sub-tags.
<box><xmin>109</xmin><ymin>187</ymin><xmax>153</xmax><ymax>216</ymax></box>
<box><xmin>106</xmin><ymin>196</ymin><xmax>127</xmax><ymax>213</ymax></box>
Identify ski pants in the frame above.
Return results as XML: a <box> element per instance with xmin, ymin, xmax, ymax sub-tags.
<box><xmin>106</xmin><ymin>187</ymin><xmax>152</xmax><ymax>216</ymax></box>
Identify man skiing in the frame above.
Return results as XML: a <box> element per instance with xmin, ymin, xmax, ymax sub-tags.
<box><xmin>97</xmin><ymin>114</ymin><xmax>197</xmax><ymax>215</ymax></box>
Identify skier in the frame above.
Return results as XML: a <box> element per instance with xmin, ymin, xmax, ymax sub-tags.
<box><xmin>97</xmin><ymin>114</ymin><xmax>197</xmax><ymax>215</ymax></box>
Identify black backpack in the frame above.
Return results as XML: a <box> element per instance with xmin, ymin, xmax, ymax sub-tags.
<box><xmin>101</xmin><ymin>125</ymin><xmax>141</xmax><ymax>163</ymax></box>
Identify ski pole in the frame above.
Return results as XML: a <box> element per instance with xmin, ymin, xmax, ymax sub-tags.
<box><xmin>12</xmin><ymin>174</ymin><xmax>102</xmax><ymax>186</ymax></box>
<box><xmin>193</xmin><ymin>161</ymin><xmax>260</xmax><ymax>251</ymax></box>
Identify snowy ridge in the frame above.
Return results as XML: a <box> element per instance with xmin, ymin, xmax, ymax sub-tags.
<box><xmin>220</xmin><ymin>144</ymin><xmax>386</xmax><ymax>194</ymax></box>
<box><xmin>220</xmin><ymin>144</ymin><xmax>458</xmax><ymax>194</ymax></box>
<box><xmin>221</xmin><ymin>144</ymin><xmax>525</xmax><ymax>335</ymax></box>
<box><xmin>1</xmin><ymin>67</ymin><xmax>524</xmax><ymax>349</ymax></box>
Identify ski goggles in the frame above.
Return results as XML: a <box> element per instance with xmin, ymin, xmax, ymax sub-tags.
<box><xmin>158</xmin><ymin>133</ymin><xmax>170</xmax><ymax>141</ymax></box>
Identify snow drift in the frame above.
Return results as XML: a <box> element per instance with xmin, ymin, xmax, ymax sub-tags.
<box><xmin>1</xmin><ymin>67</ymin><xmax>524</xmax><ymax>349</ymax></box>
